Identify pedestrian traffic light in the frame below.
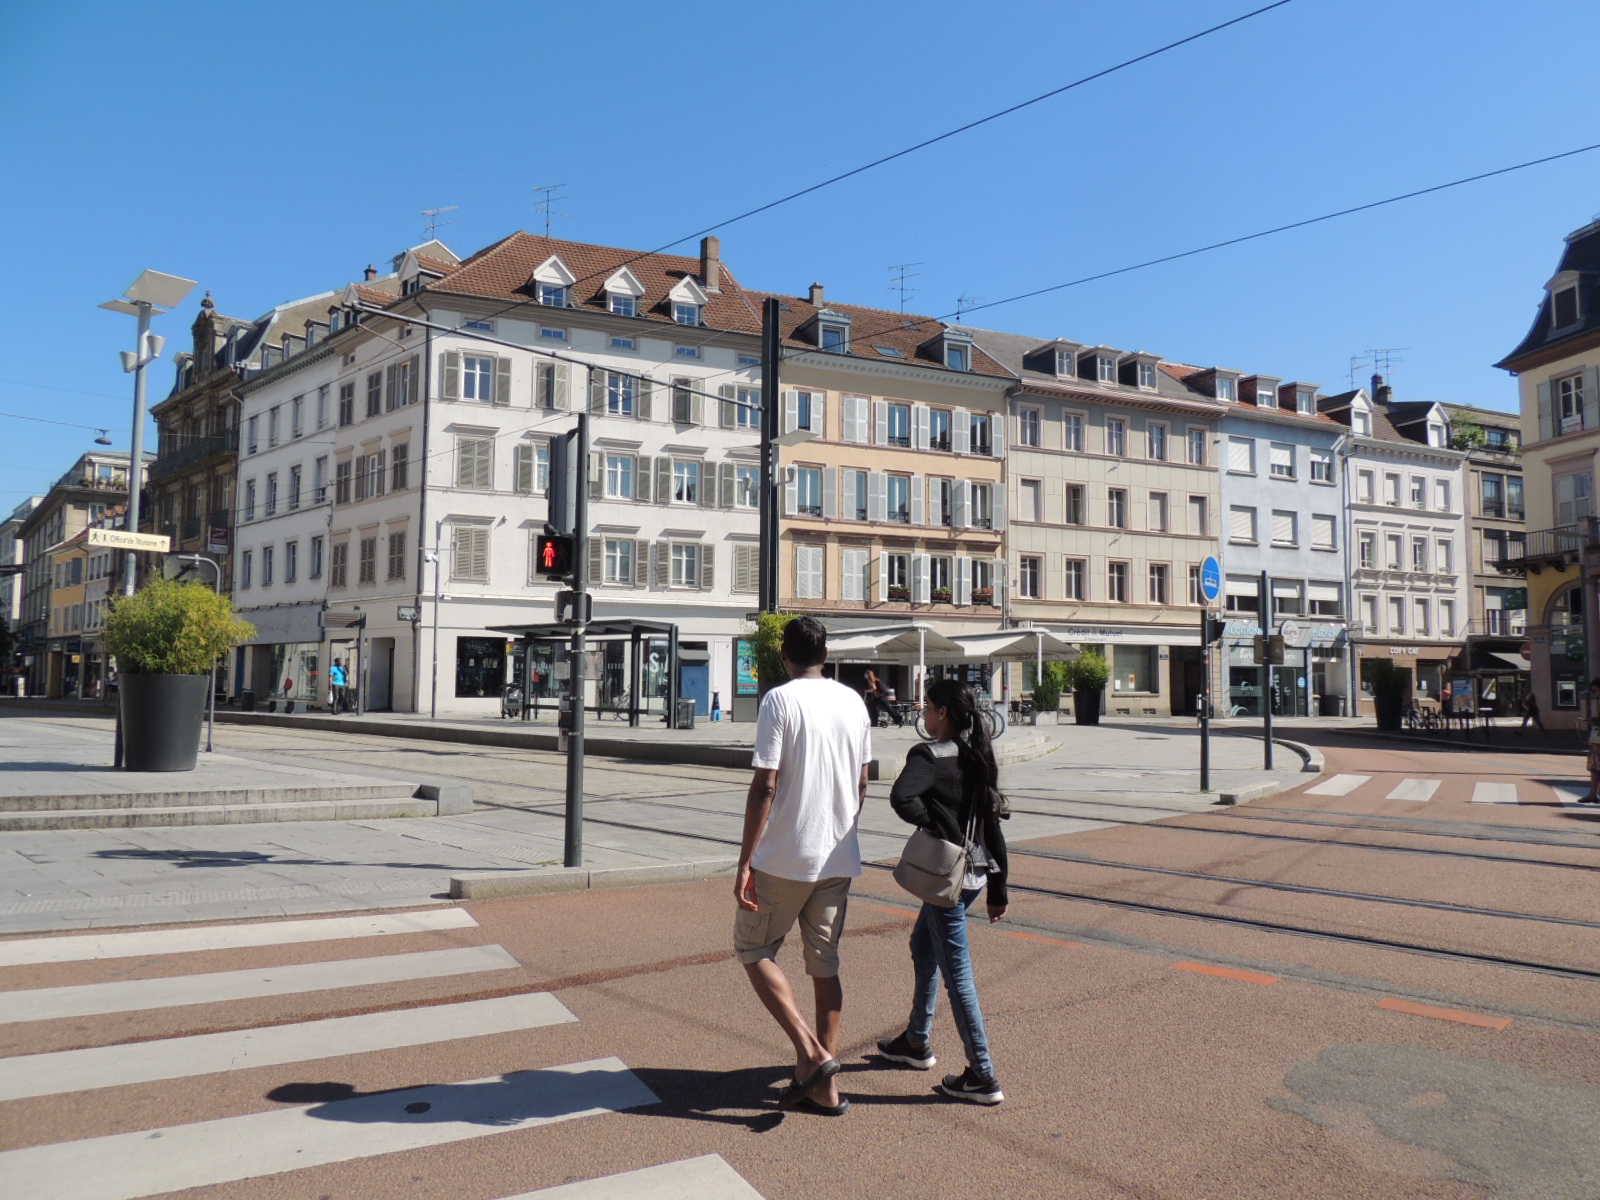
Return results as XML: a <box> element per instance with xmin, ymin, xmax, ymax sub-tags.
<box><xmin>1203</xmin><ymin>613</ymin><xmax>1226</xmax><ymax>643</ymax></box>
<box><xmin>535</xmin><ymin>534</ymin><xmax>574</xmax><ymax>579</ymax></box>
<box><xmin>1253</xmin><ymin>634</ymin><xmax>1286</xmax><ymax>665</ymax></box>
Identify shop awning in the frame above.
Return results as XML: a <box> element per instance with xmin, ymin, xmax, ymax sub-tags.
<box><xmin>1488</xmin><ymin>651</ymin><xmax>1530</xmax><ymax>671</ymax></box>
<box><xmin>950</xmin><ymin>629</ymin><xmax>1080</xmax><ymax>662</ymax></box>
<box><xmin>825</xmin><ymin>624</ymin><xmax>963</xmax><ymax>663</ymax></box>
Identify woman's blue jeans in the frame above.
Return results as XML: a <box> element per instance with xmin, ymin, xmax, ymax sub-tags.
<box><xmin>906</xmin><ymin>887</ymin><xmax>995</xmax><ymax>1080</ymax></box>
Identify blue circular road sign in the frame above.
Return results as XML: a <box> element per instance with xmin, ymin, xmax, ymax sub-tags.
<box><xmin>1200</xmin><ymin>556</ymin><xmax>1222</xmax><ymax>603</ymax></box>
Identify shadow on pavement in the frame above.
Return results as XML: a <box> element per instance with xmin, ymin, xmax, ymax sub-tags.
<box><xmin>91</xmin><ymin>848</ymin><xmax>461</xmax><ymax>871</ymax></box>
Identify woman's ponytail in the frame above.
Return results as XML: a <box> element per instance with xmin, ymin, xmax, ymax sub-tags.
<box><xmin>925</xmin><ymin>679</ymin><xmax>1009</xmax><ymax>819</ymax></box>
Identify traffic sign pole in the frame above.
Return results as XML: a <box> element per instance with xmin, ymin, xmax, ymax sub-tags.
<box><xmin>563</xmin><ymin>409</ymin><xmax>589</xmax><ymax>869</ymax></box>
<box><xmin>1261</xmin><ymin>570</ymin><xmax>1273</xmax><ymax>771</ymax></box>
<box><xmin>1198</xmin><ymin>556</ymin><xmax>1221</xmax><ymax>793</ymax></box>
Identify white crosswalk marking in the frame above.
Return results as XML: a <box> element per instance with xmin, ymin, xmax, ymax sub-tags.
<box><xmin>1</xmin><ymin>1058</ymin><xmax>659</xmax><ymax>1200</ymax></box>
<box><xmin>0</xmin><ymin>944</ymin><xmax>520</xmax><ymax>1023</ymax></box>
<box><xmin>506</xmin><ymin>1155</ymin><xmax>765</xmax><ymax>1199</ymax></box>
<box><xmin>0</xmin><ymin>907</ymin><xmax>477</xmax><ymax>967</ymax></box>
<box><xmin>1385</xmin><ymin>778</ymin><xmax>1441</xmax><ymax>802</ymax></box>
<box><xmin>1305</xmin><ymin>774</ymin><xmax>1370</xmax><ymax>796</ymax></box>
<box><xmin>1471</xmin><ymin>782</ymin><xmax>1520</xmax><ymax>805</ymax></box>
<box><xmin>0</xmin><ymin>993</ymin><xmax>576</xmax><ymax>1102</ymax></box>
<box><xmin>1551</xmin><ymin>784</ymin><xmax>1593</xmax><ymax>808</ymax></box>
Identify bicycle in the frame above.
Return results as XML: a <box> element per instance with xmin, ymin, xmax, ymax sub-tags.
<box><xmin>915</xmin><ymin>701</ymin><xmax>1005</xmax><ymax>741</ymax></box>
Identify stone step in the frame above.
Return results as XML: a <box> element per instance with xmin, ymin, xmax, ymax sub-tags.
<box><xmin>0</xmin><ymin>782</ymin><xmax>419</xmax><ymax>813</ymax></box>
<box><xmin>0</xmin><ymin>797</ymin><xmax>438</xmax><ymax>831</ymax></box>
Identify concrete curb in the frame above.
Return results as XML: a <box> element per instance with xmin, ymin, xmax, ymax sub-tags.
<box><xmin>451</xmin><ymin>856</ymin><xmax>738</xmax><ymax>900</ymax></box>
<box><xmin>214</xmin><ymin>710</ymin><xmax>890</xmax><ymax>778</ymax></box>
<box><xmin>1320</xmin><ymin>727</ymin><xmax>1584</xmax><ymax>756</ymax></box>
<box><xmin>1211</xmin><ymin>737</ymin><xmax>1322</xmax><ymax>807</ymax></box>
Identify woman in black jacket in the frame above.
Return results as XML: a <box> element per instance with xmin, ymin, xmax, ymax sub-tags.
<box><xmin>879</xmin><ymin>679</ymin><xmax>1009</xmax><ymax>1105</ymax></box>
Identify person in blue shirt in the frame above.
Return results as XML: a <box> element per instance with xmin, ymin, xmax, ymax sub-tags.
<box><xmin>329</xmin><ymin>659</ymin><xmax>347</xmax><ymax>713</ymax></box>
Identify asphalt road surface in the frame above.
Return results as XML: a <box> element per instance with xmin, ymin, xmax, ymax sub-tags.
<box><xmin>2</xmin><ymin>729</ymin><xmax>1597</xmax><ymax>1199</ymax></box>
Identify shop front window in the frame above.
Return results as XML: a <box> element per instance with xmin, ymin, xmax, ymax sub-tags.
<box><xmin>456</xmin><ymin>636</ymin><xmax>506</xmax><ymax>698</ymax></box>
<box><xmin>1112</xmin><ymin>645</ymin><xmax>1157</xmax><ymax>694</ymax></box>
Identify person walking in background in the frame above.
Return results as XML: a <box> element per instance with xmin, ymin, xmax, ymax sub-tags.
<box><xmin>734</xmin><ymin>617</ymin><xmax>872</xmax><ymax>1116</ymax></box>
<box><xmin>880</xmin><ymin>679</ymin><xmax>1010</xmax><ymax>1105</ymax></box>
<box><xmin>862</xmin><ymin>668</ymin><xmax>886</xmax><ymax>727</ymax></box>
<box><xmin>329</xmin><ymin>659</ymin><xmax>347</xmax><ymax>713</ymax></box>
<box><xmin>1519</xmin><ymin>689</ymin><xmax>1544</xmax><ymax>734</ymax></box>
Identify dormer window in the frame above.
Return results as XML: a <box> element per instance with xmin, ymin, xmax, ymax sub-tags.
<box><xmin>946</xmin><ymin>342</ymin><xmax>970</xmax><ymax>371</ymax></box>
<box><xmin>1138</xmin><ymin>362</ymin><xmax>1156</xmax><ymax>390</ymax></box>
<box><xmin>1216</xmin><ymin>378</ymin><xmax>1236</xmax><ymax>402</ymax></box>
<box><xmin>673</xmin><ymin>302</ymin><xmax>701</xmax><ymax>326</ymax></box>
<box><xmin>609</xmin><ymin>294</ymin><xmax>637</xmax><ymax>317</ymax></box>
<box><xmin>1353</xmin><ymin>410</ymin><xmax>1371</xmax><ymax>436</ymax></box>
<box><xmin>532</xmin><ymin>254</ymin><xmax>578</xmax><ymax>309</ymax></box>
<box><xmin>1096</xmin><ymin>355</ymin><xmax>1116</xmax><ymax>383</ymax></box>
<box><xmin>602</xmin><ymin>267</ymin><xmax>646</xmax><ymax>319</ymax></box>
<box><xmin>1427</xmin><ymin>422</ymin><xmax>1447</xmax><ymax>447</ymax></box>
<box><xmin>1296</xmin><ymin>389</ymin><xmax>1314</xmax><ymax>414</ymax></box>
<box><xmin>1055</xmin><ymin>349</ymin><xmax>1075</xmax><ymax>376</ymax></box>
<box><xmin>538</xmin><ymin>283</ymin><xmax>569</xmax><ymax>307</ymax></box>
<box><xmin>1258</xmin><ymin>388</ymin><xmax>1277</xmax><ymax>409</ymax></box>
<box><xmin>1554</xmin><ymin>285</ymin><xmax>1579</xmax><ymax>329</ymax></box>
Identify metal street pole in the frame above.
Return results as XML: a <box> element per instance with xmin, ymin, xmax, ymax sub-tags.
<box><xmin>564</xmin><ymin>409</ymin><xmax>590</xmax><ymax>868</ymax></box>
<box><xmin>758</xmin><ymin>298</ymin><xmax>781</xmax><ymax>613</ymax></box>
<box><xmin>1261</xmin><ymin>569</ymin><xmax>1274</xmax><ymax>770</ymax></box>
<box><xmin>123</xmin><ymin>303</ymin><xmax>152</xmax><ymax>598</ymax></box>
<box><xmin>1200</xmin><ymin>608</ymin><xmax>1211</xmax><ymax>791</ymax></box>
<box><xmin>429</xmin><ymin>519</ymin><xmax>444</xmax><ymax>720</ymax></box>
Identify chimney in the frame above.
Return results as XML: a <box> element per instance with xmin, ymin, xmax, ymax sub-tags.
<box><xmin>1371</xmin><ymin>373</ymin><xmax>1393</xmax><ymax>405</ymax></box>
<box><xmin>700</xmin><ymin>236</ymin><xmax>721</xmax><ymax>293</ymax></box>
<box><xmin>364</xmin><ymin>264</ymin><xmax>378</xmax><ymax>282</ymax></box>
<box><xmin>809</xmin><ymin>282</ymin><xmax>825</xmax><ymax>306</ymax></box>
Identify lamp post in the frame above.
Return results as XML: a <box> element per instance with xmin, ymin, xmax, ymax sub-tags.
<box><xmin>166</xmin><ymin>553</ymin><xmax>220</xmax><ymax>752</ymax></box>
<box><xmin>99</xmin><ymin>271</ymin><xmax>197</xmax><ymax>598</ymax></box>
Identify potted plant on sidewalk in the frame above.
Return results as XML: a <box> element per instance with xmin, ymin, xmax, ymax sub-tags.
<box><xmin>1031</xmin><ymin>667</ymin><xmax>1061</xmax><ymax>725</ymax></box>
<box><xmin>103</xmin><ymin>578</ymin><xmax>254</xmax><ymax>771</ymax></box>
<box><xmin>1067</xmin><ymin>650</ymin><xmax>1109</xmax><ymax>726</ymax></box>
<box><xmin>1366</xmin><ymin>658</ymin><xmax>1409</xmax><ymax>732</ymax></box>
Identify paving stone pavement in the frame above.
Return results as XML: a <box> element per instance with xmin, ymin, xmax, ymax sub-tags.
<box><xmin>0</xmin><ymin>710</ymin><xmax>1306</xmax><ymax>933</ymax></box>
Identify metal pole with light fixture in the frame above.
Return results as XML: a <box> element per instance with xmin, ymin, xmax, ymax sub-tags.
<box><xmin>99</xmin><ymin>271</ymin><xmax>197</xmax><ymax>599</ymax></box>
<box><xmin>165</xmin><ymin>553</ymin><xmax>221</xmax><ymax>752</ymax></box>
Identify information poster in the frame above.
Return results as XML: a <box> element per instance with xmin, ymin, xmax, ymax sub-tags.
<box><xmin>735</xmin><ymin>638</ymin><xmax>759</xmax><ymax>696</ymax></box>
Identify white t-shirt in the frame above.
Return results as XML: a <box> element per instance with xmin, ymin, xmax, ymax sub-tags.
<box><xmin>750</xmin><ymin>676</ymin><xmax>873</xmax><ymax>881</ymax></box>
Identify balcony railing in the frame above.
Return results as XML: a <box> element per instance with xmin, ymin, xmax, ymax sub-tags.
<box><xmin>150</xmin><ymin>431</ymin><xmax>238</xmax><ymax>481</ymax></box>
<box><xmin>1503</xmin><ymin>525</ymin><xmax>1589</xmax><ymax>571</ymax></box>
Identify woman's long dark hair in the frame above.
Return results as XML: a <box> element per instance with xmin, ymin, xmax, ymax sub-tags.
<box><xmin>925</xmin><ymin>679</ymin><xmax>1008</xmax><ymax>818</ymax></box>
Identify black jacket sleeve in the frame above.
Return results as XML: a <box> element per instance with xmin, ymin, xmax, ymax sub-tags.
<box><xmin>889</xmin><ymin>745</ymin><xmax>938</xmax><ymax>831</ymax></box>
<box><xmin>981</xmin><ymin>811</ymin><xmax>1009</xmax><ymax>908</ymax></box>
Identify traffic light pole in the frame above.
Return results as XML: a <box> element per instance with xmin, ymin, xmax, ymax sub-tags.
<box><xmin>563</xmin><ymin>409</ymin><xmax>590</xmax><ymax>869</ymax></box>
<box><xmin>1261</xmin><ymin>569</ymin><xmax>1273</xmax><ymax>770</ymax></box>
<box><xmin>757</xmin><ymin>297</ymin><xmax>781</xmax><ymax>613</ymax></box>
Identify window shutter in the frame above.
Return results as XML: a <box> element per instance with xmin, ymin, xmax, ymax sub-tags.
<box><xmin>1228</xmin><ymin>437</ymin><xmax>1252</xmax><ymax>472</ymax></box>
<box><xmin>874</xmin><ymin>400</ymin><xmax>889</xmax><ymax>445</ymax></box>
<box><xmin>912</xmin><ymin>553</ymin><xmax>930</xmax><ymax>603</ymax></box>
<box><xmin>588</xmin><ymin>535</ymin><xmax>603</xmax><ymax>583</ymax></box>
<box><xmin>1312</xmin><ymin>514</ymin><xmax>1336</xmax><ymax>548</ymax></box>
<box><xmin>654</xmin><ymin>456</ymin><xmax>671</xmax><ymax>504</ymax></box>
<box><xmin>654</xmin><ymin>540</ymin><xmax>670</xmax><ymax>589</ymax></box>
<box><xmin>868</xmin><ymin>472</ymin><xmax>888</xmax><ymax>522</ymax></box>
<box><xmin>442</xmin><ymin>351</ymin><xmax>461</xmax><ymax>400</ymax></box>
<box><xmin>375</xmin><ymin>449</ymin><xmax>387</xmax><ymax>495</ymax></box>
<box><xmin>494</xmin><ymin>357</ymin><xmax>512</xmax><ymax>406</ymax></box>
<box><xmin>812</xmin><ymin>393</ymin><xmax>826</xmax><ymax>438</ymax></box>
<box><xmin>953</xmin><ymin>481</ymin><xmax>969</xmax><ymax>528</ymax></box>
<box><xmin>719</xmin><ymin>383</ymin><xmax>736</xmax><ymax>428</ymax></box>
<box><xmin>453</xmin><ymin>530</ymin><xmax>471</xmax><ymax>579</ymax></box>
<box><xmin>634</xmin><ymin>539</ymin><xmax>650</xmax><ymax>587</ymax></box>
<box><xmin>1537</xmin><ymin>380</ymin><xmax>1552</xmax><ymax>440</ymax></box>
<box><xmin>956</xmin><ymin>556</ymin><xmax>973</xmax><ymax>605</ymax></box>
<box><xmin>386</xmin><ymin>363</ymin><xmax>400</xmax><ymax>411</ymax></box>
<box><xmin>691</xmin><ymin>388</ymin><xmax>704</xmax><ymax>427</ymax></box>
<box><xmin>784</xmin><ymin>466</ymin><xmax>798</xmax><ymax>516</ymax></box>
<box><xmin>1587</xmin><ymin>368</ymin><xmax>1600</xmax><ymax>431</ymax></box>
<box><xmin>637</xmin><ymin>376</ymin><xmax>654</xmax><ymax>421</ymax></box>
<box><xmin>912</xmin><ymin>405</ymin><xmax>930</xmax><ymax>450</ymax></box>
<box><xmin>719</xmin><ymin>461</ymin><xmax>735</xmax><ymax>508</ymax></box>
<box><xmin>470</xmin><ymin>527</ymin><xmax>488</xmax><ymax>580</ymax></box>
<box><xmin>1230</xmin><ymin>506</ymin><xmax>1254</xmax><ymax>541</ymax></box>
<box><xmin>1273</xmin><ymin>510</ymin><xmax>1295</xmax><ymax>544</ymax></box>
<box><xmin>514</xmin><ymin>444</ymin><xmax>534</xmax><ymax>494</ymax></box>
<box><xmin>635</xmin><ymin>455</ymin><xmax>651</xmax><ymax>503</ymax></box>
<box><xmin>700</xmin><ymin>544</ymin><xmax>715</xmax><ymax>591</ymax></box>
<box><xmin>553</xmin><ymin>362</ymin><xmax>570</xmax><ymax>410</ymax></box>
<box><xmin>840</xmin><ymin>548</ymin><xmax>862</xmax><ymax>601</ymax></box>
<box><xmin>587</xmin><ymin>451</ymin><xmax>603</xmax><ymax>499</ymax></box>
<box><xmin>878</xmin><ymin>551</ymin><xmax>890</xmax><ymax>601</ymax></box>
<box><xmin>589</xmin><ymin>369</ymin><xmax>606</xmax><ymax>415</ymax></box>
<box><xmin>953</xmin><ymin>410</ymin><xmax>971</xmax><ymax>454</ymax></box>
<box><xmin>783</xmin><ymin>390</ymin><xmax>799</xmax><ymax>434</ymax></box>
<box><xmin>991</xmin><ymin>484</ymin><xmax>1006</xmax><ymax>531</ymax></box>
<box><xmin>672</xmin><ymin>377</ymin><xmax>692</xmax><ymax>424</ymax></box>
<box><xmin>822</xmin><ymin>467</ymin><xmax>838</xmax><ymax>519</ymax></box>
<box><xmin>910</xmin><ymin>476</ymin><xmax>924</xmax><ymax>525</ymax></box>
<box><xmin>700</xmin><ymin>464</ymin><xmax>714</xmax><ymax>507</ymax></box>
<box><xmin>479</xmin><ymin>441</ymin><xmax>494</xmax><ymax>490</ymax></box>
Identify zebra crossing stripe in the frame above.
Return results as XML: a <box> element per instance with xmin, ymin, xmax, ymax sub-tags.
<box><xmin>1551</xmin><ymin>784</ymin><xmax>1593</xmax><ymax>808</ymax></box>
<box><xmin>1385</xmin><ymin>778</ymin><xmax>1441</xmax><ymax>802</ymax></box>
<box><xmin>0</xmin><ymin>993</ymin><xmax>575</xmax><ymax>1102</ymax></box>
<box><xmin>1470</xmin><ymin>783</ymin><xmax>1519</xmax><ymax>805</ymax></box>
<box><xmin>0</xmin><ymin>908</ymin><xmax>478</xmax><ymax>968</ymax></box>
<box><xmin>0</xmin><ymin>1057</ymin><xmax>659</xmax><ymax>1200</ymax></box>
<box><xmin>1305</xmin><ymin>774</ymin><xmax>1370</xmax><ymax>796</ymax></box>
<box><xmin>504</xmin><ymin>1154</ymin><xmax>765</xmax><ymax>1199</ymax></box>
<box><xmin>0</xmin><ymin>944</ymin><xmax>520</xmax><ymax>1024</ymax></box>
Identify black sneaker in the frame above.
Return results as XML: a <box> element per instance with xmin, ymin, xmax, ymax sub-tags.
<box><xmin>876</xmin><ymin>1032</ymin><xmax>936</xmax><ymax>1069</ymax></box>
<box><xmin>940</xmin><ymin>1067</ymin><xmax>1004</xmax><ymax>1105</ymax></box>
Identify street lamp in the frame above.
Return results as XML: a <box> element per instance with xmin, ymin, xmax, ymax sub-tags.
<box><xmin>100</xmin><ymin>270</ymin><xmax>197</xmax><ymax>597</ymax></box>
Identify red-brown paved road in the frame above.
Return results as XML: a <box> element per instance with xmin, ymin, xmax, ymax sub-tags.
<box><xmin>2</xmin><ymin>732</ymin><xmax>1597</xmax><ymax>1199</ymax></box>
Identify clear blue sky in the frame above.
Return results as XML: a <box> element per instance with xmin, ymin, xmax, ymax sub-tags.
<box><xmin>2</xmin><ymin>0</ymin><xmax>1596</xmax><ymax>505</ymax></box>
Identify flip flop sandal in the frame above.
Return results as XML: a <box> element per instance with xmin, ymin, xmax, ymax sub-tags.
<box><xmin>794</xmin><ymin>1095</ymin><xmax>850</xmax><ymax>1116</ymax></box>
<box><xmin>777</xmin><ymin>1058</ymin><xmax>840</xmax><ymax>1109</ymax></box>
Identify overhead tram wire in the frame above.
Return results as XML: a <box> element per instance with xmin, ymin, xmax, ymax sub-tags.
<box><xmin>402</xmin><ymin>0</ymin><xmax>1302</xmax><ymax>341</ymax></box>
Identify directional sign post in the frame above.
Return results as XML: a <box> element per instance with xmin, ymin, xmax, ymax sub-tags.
<box><xmin>87</xmin><ymin>529</ymin><xmax>170</xmax><ymax>553</ymax></box>
<box><xmin>1198</xmin><ymin>556</ymin><xmax>1221</xmax><ymax>792</ymax></box>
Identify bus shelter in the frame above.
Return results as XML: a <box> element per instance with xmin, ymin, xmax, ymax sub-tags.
<box><xmin>490</xmin><ymin>619</ymin><xmax>679</xmax><ymax>728</ymax></box>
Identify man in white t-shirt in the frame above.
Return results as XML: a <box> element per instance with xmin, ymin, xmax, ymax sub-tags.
<box><xmin>735</xmin><ymin>615</ymin><xmax>872</xmax><ymax>1115</ymax></box>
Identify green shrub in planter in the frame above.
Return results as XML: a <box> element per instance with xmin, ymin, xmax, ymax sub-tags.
<box><xmin>1365</xmin><ymin>658</ymin><xmax>1409</xmax><ymax>731</ymax></box>
<box><xmin>1031</xmin><ymin>671</ymin><xmax>1061</xmax><ymax>717</ymax></box>
<box><xmin>746</xmin><ymin>610</ymin><xmax>801</xmax><ymax>691</ymax></box>
<box><xmin>105</xmin><ymin>579</ymin><xmax>254</xmax><ymax>771</ymax></box>
<box><xmin>1066</xmin><ymin>650</ymin><xmax>1109</xmax><ymax>725</ymax></box>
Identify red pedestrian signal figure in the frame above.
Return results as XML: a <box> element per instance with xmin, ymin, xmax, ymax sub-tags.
<box><xmin>535</xmin><ymin>534</ymin><xmax>574</xmax><ymax>578</ymax></box>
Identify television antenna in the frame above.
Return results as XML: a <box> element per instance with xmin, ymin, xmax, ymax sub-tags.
<box><xmin>954</xmin><ymin>292</ymin><xmax>983</xmax><ymax>321</ymax></box>
<box><xmin>420</xmin><ymin>206</ymin><xmax>458</xmax><ymax>241</ymax></box>
<box><xmin>887</xmin><ymin>262</ymin><xmax>922</xmax><ymax>312</ymax></box>
<box><xmin>532</xmin><ymin>184</ymin><xmax>569</xmax><ymax>239</ymax></box>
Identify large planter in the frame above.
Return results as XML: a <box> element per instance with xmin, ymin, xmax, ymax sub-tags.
<box><xmin>1073</xmin><ymin>688</ymin><xmax>1102</xmax><ymax>726</ymax></box>
<box><xmin>119</xmin><ymin>674</ymin><xmax>207</xmax><ymax>771</ymax></box>
<box><xmin>1372</xmin><ymin>694</ymin><xmax>1404</xmax><ymax>732</ymax></box>
<box><xmin>1031</xmin><ymin>710</ymin><xmax>1058</xmax><ymax>726</ymax></box>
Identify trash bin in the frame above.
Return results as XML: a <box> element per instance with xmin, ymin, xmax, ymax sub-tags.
<box><xmin>240</xmin><ymin>689</ymin><xmax>256</xmax><ymax>712</ymax></box>
<box><xmin>675</xmin><ymin>698</ymin><xmax>696</xmax><ymax>730</ymax></box>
